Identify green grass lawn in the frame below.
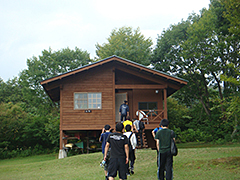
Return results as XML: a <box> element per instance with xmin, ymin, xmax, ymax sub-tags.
<box><xmin>0</xmin><ymin>144</ymin><xmax>239</xmax><ymax>180</ymax></box>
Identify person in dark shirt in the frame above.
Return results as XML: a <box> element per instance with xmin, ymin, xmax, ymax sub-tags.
<box><xmin>104</xmin><ymin>123</ymin><xmax>129</xmax><ymax>180</ymax></box>
<box><xmin>152</xmin><ymin>122</ymin><xmax>163</xmax><ymax>166</ymax></box>
<box><xmin>155</xmin><ymin>119</ymin><xmax>176</xmax><ymax>180</ymax></box>
<box><xmin>119</xmin><ymin>100</ymin><xmax>129</xmax><ymax>123</ymax></box>
<box><xmin>99</xmin><ymin>124</ymin><xmax>111</xmax><ymax>180</ymax></box>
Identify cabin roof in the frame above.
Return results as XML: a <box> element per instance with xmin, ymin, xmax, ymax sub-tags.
<box><xmin>40</xmin><ymin>55</ymin><xmax>188</xmax><ymax>102</ymax></box>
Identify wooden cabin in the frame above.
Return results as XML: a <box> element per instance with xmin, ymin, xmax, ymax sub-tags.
<box><xmin>40</xmin><ymin>55</ymin><xmax>187</xmax><ymax>158</ymax></box>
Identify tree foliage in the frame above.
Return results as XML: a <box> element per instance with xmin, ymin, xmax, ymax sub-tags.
<box><xmin>96</xmin><ymin>26</ymin><xmax>153</xmax><ymax>65</ymax></box>
<box><xmin>19</xmin><ymin>47</ymin><xmax>91</xmax><ymax>114</ymax></box>
<box><xmin>0</xmin><ymin>78</ymin><xmax>24</xmax><ymax>104</ymax></box>
<box><xmin>0</xmin><ymin>47</ymin><xmax>90</xmax><ymax>158</ymax></box>
<box><xmin>221</xmin><ymin>0</ymin><xmax>240</xmax><ymax>36</ymax></box>
<box><xmin>151</xmin><ymin>0</ymin><xmax>239</xmax><ymax>115</ymax></box>
<box><xmin>152</xmin><ymin>0</ymin><xmax>239</xmax><ymax>142</ymax></box>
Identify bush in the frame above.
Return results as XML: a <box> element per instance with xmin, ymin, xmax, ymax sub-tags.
<box><xmin>176</xmin><ymin>128</ymin><xmax>214</xmax><ymax>143</ymax></box>
<box><xmin>0</xmin><ymin>144</ymin><xmax>55</xmax><ymax>159</ymax></box>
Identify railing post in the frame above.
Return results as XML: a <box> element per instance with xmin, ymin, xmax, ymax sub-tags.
<box><xmin>164</xmin><ymin>89</ymin><xmax>167</xmax><ymax>119</ymax></box>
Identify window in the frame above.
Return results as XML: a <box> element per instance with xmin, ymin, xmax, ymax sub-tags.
<box><xmin>138</xmin><ymin>102</ymin><xmax>158</xmax><ymax>115</ymax></box>
<box><xmin>74</xmin><ymin>92</ymin><xmax>102</xmax><ymax>109</ymax></box>
<box><xmin>138</xmin><ymin>102</ymin><xmax>157</xmax><ymax>110</ymax></box>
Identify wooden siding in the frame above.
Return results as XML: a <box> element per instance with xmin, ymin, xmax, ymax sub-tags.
<box><xmin>61</xmin><ymin>64</ymin><xmax>115</xmax><ymax>130</ymax></box>
<box><xmin>132</xmin><ymin>89</ymin><xmax>163</xmax><ymax>118</ymax></box>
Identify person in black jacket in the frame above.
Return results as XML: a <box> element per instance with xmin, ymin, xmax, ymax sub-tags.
<box><xmin>104</xmin><ymin>123</ymin><xmax>129</xmax><ymax>180</ymax></box>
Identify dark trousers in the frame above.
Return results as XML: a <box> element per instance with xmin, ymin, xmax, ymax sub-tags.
<box><xmin>126</xmin><ymin>149</ymin><xmax>136</xmax><ymax>173</ymax></box>
<box><xmin>158</xmin><ymin>150</ymin><xmax>173</xmax><ymax>180</ymax></box>
<box><xmin>120</xmin><ymin>114</ymin><xmax>127</xmax><ymax>122</ymax></box>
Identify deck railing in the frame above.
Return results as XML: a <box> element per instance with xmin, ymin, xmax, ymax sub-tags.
<box><xmin>137</xmin><ymin>109</ymin><xmax>165</xmax><ymax>125</ymax></box>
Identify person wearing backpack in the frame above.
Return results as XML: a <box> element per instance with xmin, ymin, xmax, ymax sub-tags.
<box><xmin>155</xmin><ymin>119</ymin><xmax>176</xmax><ymax>180</ymax></box>
<box><xmin>99</xmin><ymin>125</ymin><xmax>112</xmax><ymax>180</ymax></box>
<box><xmin>119</xmin><ymin>100</ymin><xmax>129</xmax><ymax>123</ymax></box>
<box><xmin>124</xmin><ymin>124</ymin><xmax>137</xmax><ymax>176</ymax></box>
<box><xmin>104</xmin><ymin>123</ymin><xmax>129</xmax><ymax>180</ymax></box>
<box><xmin>133</xmin><ymin>119</ymin><xmax>144</xmax><ymax>148</ymax></box>
<box><xmin>152</xmin><ymin>122</ymin><xmax>163</xmax><ymax>166</ymax></box>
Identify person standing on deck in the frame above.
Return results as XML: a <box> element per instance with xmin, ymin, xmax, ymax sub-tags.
<box><xmin>119</xmin><ymin>100</ymin><xmax>129</xmax><ymax>123</ymax></box>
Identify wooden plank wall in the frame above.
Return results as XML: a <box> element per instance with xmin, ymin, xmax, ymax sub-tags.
<box><xmin>132</xmin><ymin>89</ymin><xmax>163</xmax><ymax>120</ymax></box>
<box><xmin>61</xmin><ymin>64</ymin><xmax>114</xmax><ymax>130</ymax></box>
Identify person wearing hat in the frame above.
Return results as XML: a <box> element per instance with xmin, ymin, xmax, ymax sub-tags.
<box><xmin>99</xmin><ymin>124</ymin><xmax>111</xmax><ymax>180</ymax></box>
<box><xmin>119</xmin><ymin>100</ymin><xmax>129</xmax><ymax>123</ymax></box>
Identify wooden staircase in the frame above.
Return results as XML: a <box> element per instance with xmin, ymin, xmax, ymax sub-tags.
<box><xmin>136</xmin><ymin>130</ymin><xmax>148</xmax><ymax>148</ymax></box>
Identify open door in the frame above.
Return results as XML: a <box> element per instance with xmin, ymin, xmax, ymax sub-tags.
<box><xmin>115</xmin><ymin>93</ymin><xmax>127</xmax><ymax>123</ymax></box>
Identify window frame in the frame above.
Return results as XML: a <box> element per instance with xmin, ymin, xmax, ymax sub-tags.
<box><xmin>138</xmin><ymin>102</ymin><xmax>158</xmax><ymax>115</ymax></box>
<box><xmin>74</xmin><ymin>92</ymin><xmax>102</xmax><ymax>110</ymax></box>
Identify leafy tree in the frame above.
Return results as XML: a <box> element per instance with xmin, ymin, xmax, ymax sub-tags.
<box><xmin>221</xmin><ymin>0</ymin><xmax>240</xmax><ymax>36</ymax></box>
<box><xmin>220</xmin><ymin>63</ymin><xmax>240</xmax><ymax>139</ymax></box>
<box><xmin>19</xmin><ymin>47</ymin><xmax>91</xmax><ymax>114</ymax></box>
<box><xmin>0</xmin><ymin>78</ymin><xmax>24</xmax><ymax>104</ymax></box>
<box><xmin>0</xmin><ymin>101</ymin><xmax>59</xmax><ymax>155</ymax></box>
<box><xmin>0</xmin><ymin>102</ymin><xmax>33</xmax><ymax>150</ymax></box>
<box><xmin>167</xmin><ymin>97</ymin><xmax>190</xmax><ymax>131</ymax></box>
<box><xmin>151</xmin><ymin>13</ymin><xmax>213</xmax><ymax>114</ymax></box>
<box><xmin>219</xmin><ymin>0</ymin><xmax>240</xmax><ymax>96</ymax></box>
<box><xmin>96</xmin><ymin>26</ymin><xmax>153</xmax><ymax>65</ymax></box>
<box><xmin>44</xmin><ymin>114</ymin><xmax>60</xmax><ymax>147</ymax></box>
<box><xmin>151</xmin><ymin>14</ymin><xmax>199</xmax><ymax>74</ymax></box>
<box><xmin>151</xmin><ymin>0</ymin><xmax>237</xmax><ymax>117</ymax></box>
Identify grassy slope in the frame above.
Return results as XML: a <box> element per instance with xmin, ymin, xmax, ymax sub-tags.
<box><xmin>0</xmin><ymin>144</ymin><xmax>239</xmax><ymax>180</ymax></box>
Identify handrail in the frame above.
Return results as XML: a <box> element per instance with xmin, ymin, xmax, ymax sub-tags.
<box><xmin>137</xmin><ymin>109</ymin><xmax>164</xmax><ymax>124</ymax></box>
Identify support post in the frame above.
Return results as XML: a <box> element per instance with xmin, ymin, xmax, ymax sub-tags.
<box><xmin>164</xmin><ymin>89</ymin><xmax>168</xmax><ymax>119</ymax></box>
<box><xmin>58</xmin><ymin>130</ymin><xmax>67</xmax><ymax>159</ymax></box>
<box><xmin>112</xmin><ymin>68</ymin><xmax>116</xmax><ymax>127</ymax></box>
<box><xmin>58</xmin><ymin>84</ymin><xmax>66</xmax><ymax>159</ymax></box>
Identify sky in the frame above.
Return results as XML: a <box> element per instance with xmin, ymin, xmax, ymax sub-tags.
<box><xmin>0</xmin><ymin>0</ymin><xmax>210</xmax><ymax>82</ymax></box>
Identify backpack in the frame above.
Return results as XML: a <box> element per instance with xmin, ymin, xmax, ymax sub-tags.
<box><xmin>128</xmin><ymin>133</ymin><xmax>133</xmax><ymax>152</ymax></box>
<box><xmin>171</xmin><ymin>130</ymin><xmax>178</xmax><ymax>156</ymax></box>
<box><xmin>139</xmin><ymin>121</ymin><xmax>145</xmax><ymax>130</ymax></box>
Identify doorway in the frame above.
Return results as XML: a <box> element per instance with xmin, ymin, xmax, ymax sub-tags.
<box><xmin>115</xmin><ymin>93</ymin><xmax>127</xmax><ymax>123</ymax></box>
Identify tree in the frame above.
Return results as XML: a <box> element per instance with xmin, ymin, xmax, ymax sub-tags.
<box><xmin>95</xmin><ymin>26</ymin><xmax>153</xmax><ymax>65</ymax></box>
<box><xmin>19</xmin><ymin>47</ymin><xmax>91</xmax><ymax>114</ymax></box>
<box><xmin>0</xmin><ymin>78</ymin><xmax>24</xmax><ymax>104</ymax></box>
<box><xmin>152</xmin><ymin>0</ymin><xmax>237</xmax><ymax>117</ymax></box>
<box><xmin>0</xmin><ymin>102</ymin><xmax>33</xmax><ymax>150</ymax></box>
<box><xmin>220</xmin><ymin>63</ymin><xmax>240</xmax><ymax>139</ymax></box>
<box><xmin>151</xmin><ymin>14</ymin><xmax>207</xmax><ymax>111</ymax></box>
<box><xmin>221</xmin><ymin>0</ymin><xmax>240</xmax><ymax>36</ymax></box>
<box><xmin>151</xmin><ymin>15</ymin><xmax>198</xmax><ymax>74</ymax></box>
<box><xmin>220</xmin><ymin>0</ymin><xmax>240</xmax><ymax>96</ymax></box>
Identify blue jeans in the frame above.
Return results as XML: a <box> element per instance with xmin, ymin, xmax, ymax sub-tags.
<box><xmin>157</xmin><ymin>150</ymin><xmax>173</xmax><ymax>180</ymax></box>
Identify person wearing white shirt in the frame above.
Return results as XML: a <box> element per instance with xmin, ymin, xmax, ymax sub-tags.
<box><xmin>124</xmin><ymin>125</ymin><xmax>137</xmax><ymax>175</ymax></box>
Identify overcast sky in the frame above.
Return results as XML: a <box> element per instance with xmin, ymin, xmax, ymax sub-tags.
<box><xmin>0</xmin><ymin>0</ymin><xmax>210</xmax><ymax>81</ymax></box>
